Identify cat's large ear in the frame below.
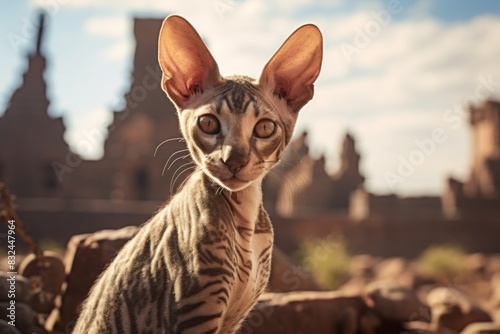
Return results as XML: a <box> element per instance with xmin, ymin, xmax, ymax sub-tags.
<box><xmin>158</xmin><ymin>15</ymin><xmax>222</xmax><ymax>109</ymax></box>
<box><xmin>259</xmin><ymin>24</ymin><xmax>323</xmax><ymax>113</ymax></box>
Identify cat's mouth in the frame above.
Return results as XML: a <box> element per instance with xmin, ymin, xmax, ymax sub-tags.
<box><xmin>202</xmin><ymin>159</ymin><xmax>267</xmax><ymax>191</ymax></box>
<box><xmin>204</xmin><ymin>166</ymin><xmax>254</xmax><ymax>191</ymax></box>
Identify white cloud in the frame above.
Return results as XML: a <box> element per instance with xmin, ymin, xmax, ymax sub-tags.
<box><xmin>65</xmin><ymin>107</ymin><xmax>112</xmax><ymax>159</ymax></box>
<box><xmin>83</xmin><ymin>15</ymin><xmax>132</xmax><ymax>61</ymax></box>
<box><xmin>84</xmin><ymin>15</ymin><xmax>129</xmax><ymax>38</ymax></box>
<box><xmin>102</xmin><ymin>40</ymin><xmax>132</xmax><ymax>61</ymax></box>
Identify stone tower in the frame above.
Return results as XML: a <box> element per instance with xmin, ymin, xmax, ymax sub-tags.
<box><xmin>99</xmin><ymin>18</ymin><xmax>184</xmax><ymax>200</ymax></box>
<box><xmin>442</xmin><ymin>100</ymin><xmax>500</xmax><ymax>219</ymax></box>
<box><xmin>0</xmin><ymin>12</ymin><xmax>69</xmax><ymax>198</ymax></box>
<box><xmin>465</xmin><ymin>100</ymin><xmax>500</xmax><ymax>198</ymax></box>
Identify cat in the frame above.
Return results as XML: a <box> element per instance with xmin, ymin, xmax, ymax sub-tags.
<box><xmin>73</xmin><ymin>15</ymin><xmax>322</xmax><ymax>334</ymax></box>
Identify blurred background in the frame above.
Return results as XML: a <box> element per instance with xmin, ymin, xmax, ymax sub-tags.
<box><xmin>1</xmin><ymin>0</ymin><xmax>500</xmax><ymax>294</ymax></box>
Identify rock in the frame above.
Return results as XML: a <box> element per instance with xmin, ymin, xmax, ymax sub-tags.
<box><xmin>364</xmin><ymin>281</ymin><xmax>430</xmax><ymax>322</ymax></box>
<box><xmin>268</xmin><ymin>247</ymin><xmax>323</xmax><ymax>292</ymax></box>
<box><xmin>376</xmin><ymin>258</ymin><xmax>408</xmax><ymax>280</ymax></box>
<box><xmin>460</xmin><ymin>322</ymin><xmax>500</xmax><ymax>334</ymax></box>
<box><xmin>18</xmin><ymin>251</ymin><xmax>65</xmax><ymax>314</ymax></box>
<box><xmin>0</xmin><ymin>273</ymin><xmax>32</xmax><ymax>303</ymax></box>
<box><xmin>237</xmin><ymin>291</ymin><xmax>366</xmax><ymax>334</ymax></box>
<box><xmin>0</xmin><ymin>302</ymin><xmax>35</xmax><ymax>334</ymax></box>
<box><xmin>465</xmin><ymin>254</ymin><xmax>487</xmax><ymax>275</ymax></box>
<box><xmin>405</xmin><ymin>321</ymin><xmax>455</xmax><ymax>334</ymax></box>
<box><xmin>427</xmin><ymin>287</ymin><xmax>492</xmax><ymax>332</ymax></box>
<box><xmin>491</xmin><ymin>285</ymin><xmax>500</xmax><ymax>309</ymax></box>
<box><xmin>51</xmin><ymin>226</ymin><xmax>140</xmax><ymax>333</ymax></box>
<box><xmin>493</xmin><ymin>310</ymin><xmax>500</xmax><ymax>326</ymax></box>
<box><xmin>358</xmin><ymin>310</ymin><xmax>382</xmax><ymax>334</ymax></box>
<box><xmin>375</xmin><ymin>258</ymin><xmax>425</xmax><ymax>288</ymax></box>
<box><xmin>340</xmin><ymin>277</ymin><xmax>372</xmax><ymax>295</ymax></box>
<box><xmin>19</xmin><ymin>251</ymin><xmax>65</xmax><ymax>295</ymax></box>
<box><xmin>0</xmin><ymin>319</ymin><xmax>21</xmax><ymax>334</ymax></box>
<box><xmin>492</xmin><ymin>273</ymin><xmax>500</xmax><ymax>292</ymax></box>
<box><xmin>486</xmin><ymin>256</ymin><xmax>500</xmax><ymax>276</ymax></box>
<box><xmin>349</xmin><ymin>255</ymin><xmax>377</xmax><ymax>279</ymax></box>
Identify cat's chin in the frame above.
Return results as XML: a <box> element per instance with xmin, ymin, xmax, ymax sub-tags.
<box><xmin>218</xmin><ymin>176</ymin><xmax>253</xmax><ymax>192</ymax></box>
<box><xmin>205</xmin><ymin>173</ymin><xmax>253</xmax><ymax>192</ymax></box>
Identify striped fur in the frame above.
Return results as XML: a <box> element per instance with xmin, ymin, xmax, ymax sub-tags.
<box><xmin>73</xmin><ymin>15</ymin><xmax>322</xmax><ymax>334</ymax></box>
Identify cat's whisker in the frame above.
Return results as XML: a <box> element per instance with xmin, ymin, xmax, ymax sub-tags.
<box><xmin>154</xmin><ymin>137</ymin><xmax>186</xmax><ymax>157</ymax></box>
<box><xmin>171</xmin><ymin>165</ymin><xmax>196</xmax><ymax>194</ymax></box>
<box><xmin>167</xmin><ymin>154</ymin><xmax>191</xmax><ymax>171</ymax></box>
<box><xmin>170</xmin><ymin>162</ymin><xmax>195</xmax><ymax>195</ymax></box>
<box><xmin>178</xmin><ymin>166</ymin><xmax>200</xmax><ymax>191</ymax></box>
<box><xmin>216</xmin><ymin>186</ymin><xmax>223</xmax><ymax>196</ymax></box>
<box><xmin>170</xmin><ymin>162</ymin><xmax>195</xmax><ymax>194</ymax></box>
<box><xmin>289</xmin><ymin>145</ymin><xmax>303</xmax><ymax>164</ymax></box>
<box><xmin>267</xmin><ymin>168</ymin><xmax>307</xmax><ymax>216</ymax></box>
<box><xmin>164</xmin><ymin>149</ymin><xmax>190</xmax><ymax>170</ymax></box>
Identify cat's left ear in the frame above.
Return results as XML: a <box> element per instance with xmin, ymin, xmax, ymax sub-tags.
<box><xmin>158</xmin><ymin>15</ymin><xmax>222</xmax><ymax>109</ymax></box>
<box><xmin>259</xmin><ymin>24</ymin><xmax>323</xmax><ymax>113</ymax></box>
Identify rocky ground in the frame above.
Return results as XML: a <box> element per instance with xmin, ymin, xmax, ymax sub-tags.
<box><xmin>0</xmin><ymin>226</ymin><xmax>499</xmax><ymax>334</ymax></box>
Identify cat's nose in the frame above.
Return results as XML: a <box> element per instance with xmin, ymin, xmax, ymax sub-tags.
<box><xmin>222</xmin><ymin>146</ymin><xmax>249</xmax><ymax>174</ymax></box>
<box><xmin>222</xmin><ymin>157</ymin><xmax>249</xmax><ymax>175</ymax></box>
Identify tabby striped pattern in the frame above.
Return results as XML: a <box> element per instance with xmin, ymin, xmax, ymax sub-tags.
<box><xmin>73</xmin><ymin>171</ymin><xmax>273</xmax><ymax>333</ymax></box>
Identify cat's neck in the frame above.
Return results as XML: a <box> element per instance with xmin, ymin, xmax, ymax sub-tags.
<box><xmin>186</xmin><ymin>169</ymin><xmax>263</xmax><ymax>227</ymax></box>
<box><xmin>221</xmin><ymin>180</ymin><xmax>263</xmax><ymax>227</ymax></box>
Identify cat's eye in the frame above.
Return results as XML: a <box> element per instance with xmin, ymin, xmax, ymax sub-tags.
<box><xmin>254</xmin><ymin>119</ymin><xmax>276</xmax><ymax>138</ymax></box>
<box><xmin>198</xmin><ymin>115</ymin><xmax>220</xmax><ymax>134</ymax></box>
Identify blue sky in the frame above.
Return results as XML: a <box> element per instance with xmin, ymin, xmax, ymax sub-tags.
<box><xmin>1</xmin><ymin>0</ymin><xmax>500</xmax><ymax>196</ymax></box>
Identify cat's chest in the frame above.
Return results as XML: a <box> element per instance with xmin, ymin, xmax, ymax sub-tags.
<box><xmin>220</xmin><ymin>212</ymin><xmax>273</xmax><ymax>330</ymax></box>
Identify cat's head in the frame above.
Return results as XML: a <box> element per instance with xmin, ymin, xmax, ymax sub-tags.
<box><xmin>158</xmin><ymin>15</ymin><xmax>322</xmax><ymax>192</ymax></box>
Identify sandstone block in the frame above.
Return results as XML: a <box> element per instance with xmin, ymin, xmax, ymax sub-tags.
<box><xmin>460</xmin><ymin>322</ymin><xmax>500</xmax><ymax>334</ymax></box>
<box><xmin>427</xmin><ymin>287</ymin><xmax>492</xmax><ymax>332</ymax></box>
<box><xmin>238</xmin><ymin>291</ymin><xmax>366</xmax><ymax>334</ymax></box>
<box><xmin>491</xmin><ymin>285</ymin><xmax>500</xmax><ymax>309</ymax></box>
<box><xmin>364</xmin><ymin>281</ymin><xmax>429</xmax><ymax>323</ymax></box>
<box><xmin>405</xmin><ymin>321</ymin><xmax>456</xmax><ymax>334</ymax></box>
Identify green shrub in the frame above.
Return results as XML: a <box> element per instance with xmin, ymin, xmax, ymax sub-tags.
<box><xmin>294</xmin><ymin>235</ymin><xmax>351</xmax><ymax>290</ymax></box>
<box><xmin>39</xmin><ymin>239</ymin><xmax>65</xmax><ymax>254</ymax></box>
<box><xmin>418</xmin><ymin>244</ymin><xmax>467</xmax><ymax>279</ymax></box>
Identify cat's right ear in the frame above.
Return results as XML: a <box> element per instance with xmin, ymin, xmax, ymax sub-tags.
<box><xmin>259</xmin><ymin>24</ymin><xmax>323</xmax><ymax>113</ymax></box>
<box><xmin>158</xmin><ymin>15</ymin><xmax>222</xmax><ymax>109</ymax></box>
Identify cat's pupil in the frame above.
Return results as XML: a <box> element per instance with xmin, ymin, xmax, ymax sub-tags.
<box><xmin>198</xmin><ymin>114</ymin><xmax>220</xmax><ymax>134</ymax></box>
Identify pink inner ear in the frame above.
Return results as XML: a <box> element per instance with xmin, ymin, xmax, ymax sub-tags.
<box><xmin>186</xmin><ymin>74</ymin><xmax>203</xmax><ymax>95</ymax></box>
<box><xmin>183</xmin><ymin>67</ymin><xmax>208</xmax><ymax>96</ymax></box>
<box><xmin>274</xmin><ymin>76</ymin><xmax>290</xmax><ymax>99</ymax></box>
